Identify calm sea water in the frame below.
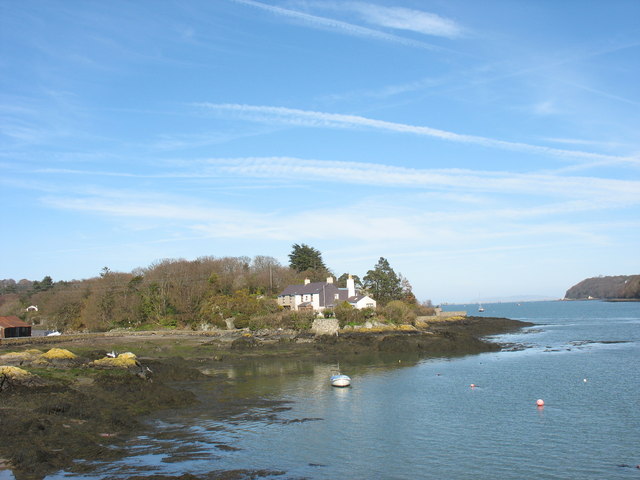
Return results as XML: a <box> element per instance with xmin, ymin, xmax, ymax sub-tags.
<box><xmin>7</xmin><ymin>300</ymin><xmax>640</xmax><ymax>479</ymax></box>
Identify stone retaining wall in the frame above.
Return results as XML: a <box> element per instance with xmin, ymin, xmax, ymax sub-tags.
<box><xmin>437</xmin><ymin>310</ymin><xmax>467</xmax><ymax>317</ymax></box>
<box><xmin>311</xmin><ymin>318</ymin><xmax>339</xmax><ymax>336</ymax></box>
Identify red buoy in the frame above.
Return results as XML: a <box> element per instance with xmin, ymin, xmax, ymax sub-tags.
<box><xmin>536</xmin><ymin>399</ymin><xmax>545</xmax><ymax>407</ymax></box>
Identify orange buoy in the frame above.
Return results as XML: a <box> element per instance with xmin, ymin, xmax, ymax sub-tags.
<box><xmin>536</xmin><ymin>399</ymin><xmax>545</xmax><ymax>406</ymax></box>
<box><xmin>470</xmin><ymin>383</ymin><xmax>476</xmax><ymax>388</ymax></box>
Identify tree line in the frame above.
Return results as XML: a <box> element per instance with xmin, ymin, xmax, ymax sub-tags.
<box><xmin>0</xmin><ymin>245</ymin><xmax>432</xmax><ymax>332</ymax></box>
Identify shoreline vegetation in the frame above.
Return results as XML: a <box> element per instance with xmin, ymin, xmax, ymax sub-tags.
<box><xmin>0</xmin><ymin>316</ymin><xmax>531</xmax><ymax>480</ymax></box>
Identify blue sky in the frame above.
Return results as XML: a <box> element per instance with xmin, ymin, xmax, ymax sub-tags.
<box><xmin>2</xmin><ymin>0</ymin><xmax>639</xmax><ymax>304</ymax></box>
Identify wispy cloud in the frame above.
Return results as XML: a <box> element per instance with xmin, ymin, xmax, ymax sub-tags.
<box><xmin>37</xmin><ymin>179</ymin><xmax>638</xmax><ymax>248</ymax></box>
<box><xmin>230</xmin><ymin>0</ymin><xmax>447</xmax><ymax>51</ymax></box>
<box><xmin>202</xmin><ymin>157</ymin><xmax>640</xmax><ymax>203</ymax></box>
<box><xmin>37</xmin><ymin>156</ymin><xmax>640</xmax><ymax>207</ymax></box>
<box><xmin>560</xmin><ymin>79</ymin><xmax>640</xmax><ymax>107</ymax></box>
<box><xmin>544</xmin><ymin>137</ymin><xmax>629</xmax><ymax>149</ymax></box>
<box><xmin>23</xmin><ymin>153</ymin><xmax>637</xmax><ymax>268</ymax></box>
<box><xmin>195</xmin><ymin>103</ymin><xmax>637</xmax><ymax>166</ymax></box>
<box><xmin>532</xmin><ymin>100</ymin><xmax>560</xmax><ymax>116</ymax></box>
<box><xmin>344</xmin><ymin>2</ymin><xmax>463</xmax><ymax>38</ymax></box>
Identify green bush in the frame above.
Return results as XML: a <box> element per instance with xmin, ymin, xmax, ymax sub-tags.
<box><xmin>241</xmin><ymin>310</ymin><xmax>314</xmax><ymax>331</ymax></box>
<box><xmin>383</xmin><ymin>300</ymin><xmax>417</xmax><ymax>325</ymax></box>
<box><xmin>200</xmin><ymin>289</ymin><xmax>279</xmax><ymax>329</ymax></box>
<box><xmin>283</xmin><ymin>311</ymin><xmax>315</xmax><ymax>331</ymax></box>
<box><xmin>360</xmin><ymin>307</ymin><xmax>376</xmax><ymax>319</ymax></box>
<box><xmin>246</xmin><ymin>312</ymin><xmax>286</xmax><ymax>331</ymax></box>
<box><xmin>335</xmin><ymin>301</ymin><xmax>368</xmax><ymax>327</ymax></box>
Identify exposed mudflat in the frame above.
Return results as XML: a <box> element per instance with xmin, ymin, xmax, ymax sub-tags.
<box><xmin>0</xmin><ymin>317</ymin><xmax>531</xmax><ymax>480</ymax></box>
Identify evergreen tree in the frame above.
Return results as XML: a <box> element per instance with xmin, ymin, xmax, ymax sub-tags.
<box><xmin>363</xmin><ymin>257</ymin><xmax>403</xmax><ymax>305</ymax></box>
<box><xmin>288</xmin><ymin>243</ymin><xmax>328</xmax><ymax>273</ymax></box>
<box><xmin>32</xmin><ymin>275</ymin><xmax>54</xmax><ymax>292</ymax></box>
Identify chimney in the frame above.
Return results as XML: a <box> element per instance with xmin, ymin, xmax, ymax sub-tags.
<box><xmin>304</xmin><ymin>278</ymin><xmax>311</xmax><ymax>285</ymax></box>
<box><xmin>347</xmin><ymin>274</ymin><xmax>355</xmax><ymax>298</ymax></box>
<box><xmin>326</xmin><ymin>276</ymin><xmax>333</xmax><ymax>284</ymax></box>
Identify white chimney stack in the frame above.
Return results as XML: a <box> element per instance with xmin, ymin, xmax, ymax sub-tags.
<box><xmin>304</xmin><ymin>278</ymin><xmax>311</xmax><ymax>285</ymax></box>
<box><xmin>347</xmin><ymin>274</ymin><xmax>355</xmax><ymax>298</ymax></box>
<box><xmin>326</xmin><ymin>276</ymin><xmax>333</xmax><ymax>284</ymax></box>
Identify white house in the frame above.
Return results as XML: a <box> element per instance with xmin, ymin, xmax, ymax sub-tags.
<box><xmin>277</xmin><ymin>275</ymin><xmax>376</xmax><ymax>312</ymax></box>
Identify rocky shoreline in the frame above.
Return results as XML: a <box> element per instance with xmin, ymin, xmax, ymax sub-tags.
<box><xmin>0</xmin><ymin>316</ymin><xmax>531</xmax><ymax>480</ymax></box>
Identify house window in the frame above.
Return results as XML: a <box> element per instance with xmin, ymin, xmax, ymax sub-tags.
<box><xmin>366</xmin><ymin>303</ymin><xmax>374</xmax><ymax>308</ymax></box>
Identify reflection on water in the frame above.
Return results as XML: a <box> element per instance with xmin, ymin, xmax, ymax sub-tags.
<box><xmin>38</xmin><ymin>301</ymin><xmax>640</xmax><ymax>479</ymax></box>
<box><xmin>202</xmin><ymin>351</ymin><xmax>426</xmax><ymax>399</ymax></box>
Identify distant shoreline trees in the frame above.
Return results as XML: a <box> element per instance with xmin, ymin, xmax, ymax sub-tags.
<box><xmin>0</xmin><ymin>245</ymin><xmax>429</xmax><ymax>332</ymax></box>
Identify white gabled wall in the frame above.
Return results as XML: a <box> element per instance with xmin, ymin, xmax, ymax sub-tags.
<box><xmin>352</xmin><ymin>295</ymin><xmax>376</xmax><ymax>310</ymax></box>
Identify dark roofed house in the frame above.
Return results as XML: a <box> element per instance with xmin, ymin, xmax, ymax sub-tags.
<box><xmin>0</xmin><ymin>316</ymin><xmax>32</xmax><ymax>338</ymax></box>
<box><xmin>277</xmin><ymin>275</ymin><xmax>376</xmax><ymax>312</ymax></box>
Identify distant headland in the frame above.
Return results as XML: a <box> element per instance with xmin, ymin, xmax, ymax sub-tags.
<box><xmin>564</xmin><ymin>275</ymin><xmax>640</xmax><ymax>300</ymax></box>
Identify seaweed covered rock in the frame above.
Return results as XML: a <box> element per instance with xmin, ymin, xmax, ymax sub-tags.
<box><xmin>41</xmin><ymin>348</ymin><xmax>77</xmax><ymax>360</ymax></box>
<box><xmin>0</xmin><ymin>348</ymin><xmax>81</xmax><ymax>367</ymax></box>
<box><xmin>0</xmin><ymin>365</ymin><xmax>32</xmax><ymax>380</ymax></box>
<box><xmin>0</xmin><ymin>349</ymin><xmax>44</xmax><ymax>365</ymax></box>
<box><xmin>231</xmin><ymin>335</ymin><xmax>262</xmax><ymax>350</ymax></box>
<box><xmin>0</xmin><ymin>365</ymin><xmax>45</xmax><ymax>390</ymax></box>
<box><xmin>91</xmin><ymin>352</ymin><xmax>138</xmax><ymax>368</ymax></box>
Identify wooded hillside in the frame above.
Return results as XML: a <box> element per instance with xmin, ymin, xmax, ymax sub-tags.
<box><xmin>0</xmin><ymin>256</ymin><xmax>298</xmax><ymax>332</ymax></box>
<box><xmin>0</xmin><ymin>249</ymin><xmax>425</xmax><ymax>333</ymax></box>
<box><xmin>564</xmin><ymin>275</ymin><xmax>640</xmax><ymax>300</ymax></box>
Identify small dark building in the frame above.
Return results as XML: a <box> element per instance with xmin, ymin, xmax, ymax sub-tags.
<box><xmin>0</xmin><ymin>316</ymin><xmax>32</xmax><ymax>338</ymax></box>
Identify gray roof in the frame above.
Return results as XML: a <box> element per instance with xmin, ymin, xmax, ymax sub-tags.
<box><xmin>279</xmin><ymin>282</ymin><xmax>343</xmax><ymax>307</ymax></box>
<box><xmin>279</xmin><ymin>282</ymin><xmax>374</xmax><ymax>308</ymax></box>
<box><xmin>348</xmin><ymin>294</ymin><xmax>375</xmax><ymax>305</ymax></box>
<box><xmin>280</xmin><ymin>282</ymin><xmax>340</xmax><ymax>296</ymax></box>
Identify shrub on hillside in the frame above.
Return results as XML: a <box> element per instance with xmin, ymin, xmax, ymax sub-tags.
<box><xmin>383</xmin><ymin>300</ymin><xmax>417</xmax><ymax>325</ymax></box>
<box><xmin>415</xmin><ymin>301</ymin><xmax>436</xmax><ymax>316</ymax></box>
<box><xmin>334</xmin><ymin>301</ymin><xmax>359</xmax><ymax>327</ymax></box>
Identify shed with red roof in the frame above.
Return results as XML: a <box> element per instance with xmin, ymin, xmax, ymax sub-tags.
<box><xmin>0</xmin><ymin>316</ymin><xmax>32</xmax><ymax>338</ymax></box>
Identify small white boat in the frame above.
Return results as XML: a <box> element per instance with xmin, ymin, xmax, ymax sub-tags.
<box><xmin>331</xmin><ymin>374</ymin><xmax>351</xmax><ymax>387</ymax></box>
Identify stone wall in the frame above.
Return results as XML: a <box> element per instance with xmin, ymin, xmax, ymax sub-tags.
<box><xmin>311</xmin><ymin>318</ymin><xmax>339</xmax><ymax>336</ymax></box>
<box><xmin>437</xmin><ymin>310</ymin><xmax>467</xmax><ymax>317</ymax></box>
<box><xmin>434</xmin><ymin>307</ymin><xmax>467</xmax><ymax>317</ymax></box>
<box><xmin>415</xmin><ymin>309</ymin><xmax>467</xmax><ymax>326</ymax></box>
